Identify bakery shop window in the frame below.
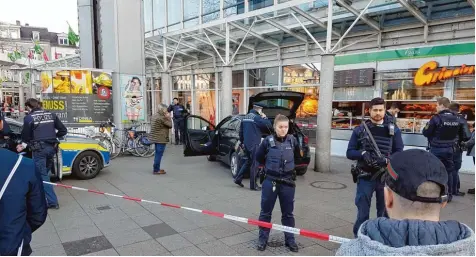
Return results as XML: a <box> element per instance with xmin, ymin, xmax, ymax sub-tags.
<box><xmin>381</xmin><ymin>71</ymin><xmax>444</xmax><ymax>100</ymax></box>
<box><xmin>283</xmin><ymin>65</ymin><xmax>319</xmax><ymax>86</ymax></box>
<box><xmin>454</xmin><ymin>76</ymin><xmax>475</xmax><ymax>100</ymax></box>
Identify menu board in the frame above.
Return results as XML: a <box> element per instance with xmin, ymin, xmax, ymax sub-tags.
<box><xmin>333</xmin><ymin>68</ymin><xmax>374</xmax><ymax>88</ymax></box>
<box><xmin>41</xmin><ymin>70</ymin><xmax>113</xmax><ymax>126</ymax></box>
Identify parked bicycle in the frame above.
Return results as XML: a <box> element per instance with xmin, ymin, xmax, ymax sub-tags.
<box><xmin>111</xmin><ymin>123</ymin><xmax>153</xmax><ymax>158</ymax></box>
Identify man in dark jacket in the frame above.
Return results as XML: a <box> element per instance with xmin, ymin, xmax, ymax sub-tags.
<box><xmin>449</xmin><ymin>102</ymin><xmax>471</xmax><ymax>197</ymax></box>
<box><xmin>347</xmin><ymin>97</ymin><xmax>404</xmax><ymax>237</ymax></box>
<box><xmin>167</xmin><ymin>98</ymin><xmax>187</xmax><ymax>145</ymax></box>
<box><xmin>337</xmin><ymin>149</ymin><xmax>474</xmax><ymax>256</ymax></box>
<box><xmin>0</xmin><ymin>148</ymin><xmax>47</xmax><ymax>256</ymax></box>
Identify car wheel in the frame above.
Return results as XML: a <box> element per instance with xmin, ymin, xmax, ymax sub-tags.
<box><xmin>73</xmin><ymin>151</ymin><xmax>102</xmax><ymax>180</ymax></box>
<box><xmin>207</xmin><ymin>155</ymin><xmax>216</xmax><ymax>161</ymax></box>
<box><xmin>296</xmin><ymin>166</ymin><xmax>308</xmax><ymax>176</ymax></box>
<box><xmin>230</xmin><ymin>152</ymin><xmax>238</xmax><ymax>178</ymax></box>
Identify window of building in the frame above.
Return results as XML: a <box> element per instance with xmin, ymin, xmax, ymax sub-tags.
<box><xmin>10</xmin><ymin>30</ymin><xmax>18</xmax><ymax>39</ymax></box>
<box><xmin>381</xmin><ymin>71</ymin><xmax>444</xmax><ymax>101</ymax></box>
<box><xmin>32</xmin><ymin>31</ymin><xmax>40</xmax><ymax>40</ymax></box>
<box><xmin>58</xmin><ymin>38</ymin><xmax>69</xmax><ymax>45</ymax></box>
<box><xmin>454</xmin><ymin>76</ymin><xmax>475</xmax><ymax>101</ymax></box>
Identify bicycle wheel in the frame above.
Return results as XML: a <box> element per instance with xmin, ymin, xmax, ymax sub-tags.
<box><xmin>110</xmin><ymin>137</ymin><xmax>122</xmax><ymax>159</ymax></box>
<box><xmin>128</xmin><ymin>138</ymin><xmax>141</xmax><ymax>156</ymax></box>
<box><xmin>134</xmin><ymin>135</ymin><xmax>152</xmax><ymax>157</ymax></box>
<box><xmin>144</xmin><ymin>143</ymin><xmax>155</xmax><ymax>158</ymax></box>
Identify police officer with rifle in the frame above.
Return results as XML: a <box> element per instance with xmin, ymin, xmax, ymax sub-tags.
<box><xmin>17</xmin><ymin>98</ymin><xmax>67</xmax><ymax>209</ymax></box>
<box><xmin>254</xmin><ymin>114</ymin><xmax>302</xmax><ymax>252</ymax></box>
<box><xmin>423</xmin><ymin>97</ymin><xmax>461</xmax><ymax>202</ymax></box>
<box><xmin>346</xmin><ymin>97</ymin><xmax>403</xmax><ymax>238</ymax></box>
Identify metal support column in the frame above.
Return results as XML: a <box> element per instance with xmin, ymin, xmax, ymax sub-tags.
<box><xmin>243</xmin><ymin>69</ymin><xmax>249</xmax><ymax>114</ymax></box>
<box><xmin>215</xmin><ymin>71</ymin><xmax>219</xmax><ymax>124</ymax></box>
<box><xmin>222</xmin><ymin>66</ymin><xmax>233</xmax><ymax>119</ymax></box>
<box><xmin>314</xmin><ymin>54</ymin><xmax>335</xmax><ymax>173</ymax></box>
<box><xmin>161</xmin><ymin>72</ymin><xmax>172</xmax><ymax>106</ymax></box>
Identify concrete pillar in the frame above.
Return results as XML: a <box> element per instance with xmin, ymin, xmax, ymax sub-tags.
<box><xmin>18</xmin><ymin>84</ymin><xmax>25</xmax><ymax>114</ymax></box>
<box><xmin>221</xmin><ymin>66</ymin><xmax>233</xmax><ymax>119</ymax></box>
<box><xmin>0</xmin><ymin>87</ymin><xmax>3</xmax><ymax>103</ymax></box>
<box><xmin>161</xmin><ymin>72</ymin><xmax>171</xmax><ymax>106</ymax></box>
<box><xmin>78</xmin><ymin>0</ymin><xmax>96</xmax><ymax>68</ymax></box>
<box><xmin>315</xmin><ymin>53</ymin><xmax>335</xmax><ymax>173</ymax></box>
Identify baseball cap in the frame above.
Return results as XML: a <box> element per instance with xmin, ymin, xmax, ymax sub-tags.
<box><xmin>384</xmin><ymin>149</ymin><xmax>448</xmax><ymax>203</ymax></box>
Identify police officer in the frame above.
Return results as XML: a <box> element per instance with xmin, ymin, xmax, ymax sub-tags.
<box><xmin>167</xmin><ymin>98</ymin><xmax>186</xmax><ymax>145</ymax></box>
<box><xmin>17</xmin><ymin>98</ymin><xmax>67</xmax><ymax>209</ymax></box>
<box><xmin>255</xmin><ymin>114</ymin><xmax>302</xmax><ymax>252</ymax></box>
<box><xmin>0</xmin><ymin>109</ymin><xmax>11</xmax><ymax>144</ymax></box>
<box><xmin>0</xmin><ymin>148</ymin><xmax>47</xmax><ymax>256</ymax></box>
<box><xmin>234</xmin><ymin>102</ymin><xmax>272</xmax><ymax>190</ymax></box>
<box><xmin>385</xmin><ymin>102</ymin><xmax>400</xmax><ymax>123</ymax></box>
<box><xmin>449</xmin><ymin>103</ymin><xmax>471</xmax><ymax>197</ymax></box>
<box><xmin>423</xmin><ymin>97</ymin><xmax>461</xmax><ymax>202</ymax></box>
<box><xmin>346</xmin><ymin>97</ymin><xmax>403</xmax><ymax>237</ymax></box>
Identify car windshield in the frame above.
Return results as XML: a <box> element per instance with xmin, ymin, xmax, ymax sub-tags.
<box><xmin>254</xmin><ymin>99</ymin><xmax>294</xmax><ymax>117</ymax></box>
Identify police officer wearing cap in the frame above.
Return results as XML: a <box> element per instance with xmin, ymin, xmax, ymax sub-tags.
<box><xmin>234</xmin><ymin>102</ymin><xmax>272</xmax><ymax>190</ymax></box>
<box><xmin>17</xmin><ymin>98</ymin><xmax>67</xmax><ymax>209</ymax></box>
<box><xmin>347</xmin><ymin>97</ymin><xmax>404</xmax><ymax>238</ymax></box>
<box><xmin>423</xmin><ymin>97</ymin><xmax>462</xmax><ymax>202</ymax></box>
<box><xmin>167</xmin><ymin>98</ymin><xmax>187</xmax><ymax>145</ymax></box>
<box><xmin>255</xmin><ymin>114</ymin><xmax>302</xmax><ymax>252</ymax></box>
<box><xmin>448</xmin><ymin>103</ymin><xmax>471</xmax><ymax>197</ymax></box>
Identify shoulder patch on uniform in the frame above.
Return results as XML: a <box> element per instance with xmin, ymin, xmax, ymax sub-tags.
<box><xmin>424</xmin><ymin>123</ymin><xmax>429</xmax><ymax>130</ymax></box>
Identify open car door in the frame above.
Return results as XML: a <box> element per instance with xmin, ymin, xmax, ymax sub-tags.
<box><xmin>183</xmin><ymin>115</ymin><xmax>218</xmax><ymax>157</ymax></box>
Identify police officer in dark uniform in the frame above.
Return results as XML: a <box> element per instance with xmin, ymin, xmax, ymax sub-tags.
<box><xmin>449</xmin><ymin>103</ymin><xmax>471</xmax><ymax>197</ymax></box>
<box><xmin>234</xmin><ymin>102</ymin><xmax>272</xmax><ymax>191</ymax></box>
<box><xmin>255</xmin><ymin>114</ymin><xmax>302</xmax><ymax>252</ymax></box>
<box><xmin>347</xmin><ymin>97</ymin><xmax>404</xmax><ymax>237</ymax></box>
<box><xmin>0</xmin><ymin>109</ymin><xmax>11</xmax><ymax>146</ymax></box>
<box><xmin>423</xmin><ymin>97</ymin><xmax>461</xmax><ymax>202</ymax></box>
<box><xmin>167</xmin><ymin>98</ymin><xmax>187</xmax><ymax>145</ymax></box>
<box><xmin>17</xmin><ymin>98</ymin><xmax>67</xmax><ymax>209</ymax></box>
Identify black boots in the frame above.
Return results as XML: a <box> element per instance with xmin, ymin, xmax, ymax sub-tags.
<box><xmin>257</xmin><ymin>241</ymin><xmax>267</xmax><ymax>251</ymax></box>
<box><xmin>285</xmin><ymin>242</ymin><xmax>299</xmax><ymax>252</ymax></box>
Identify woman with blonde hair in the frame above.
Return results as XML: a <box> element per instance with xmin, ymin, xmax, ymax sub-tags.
<box><xmin>149</xmin><ymin>103</ymin><xmax>172</xmax><ymax>174</ymax></box>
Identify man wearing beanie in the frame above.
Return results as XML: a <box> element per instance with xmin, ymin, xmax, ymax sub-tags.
<box><xmin>336</xmin><ymin>149</ymin><xmax>474</xmax><ymax>256</ymax></box>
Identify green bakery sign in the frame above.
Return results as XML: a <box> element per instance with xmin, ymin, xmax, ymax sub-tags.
<box><xmin>335</xmin><ymin>42</ymin><xmax>475</xmax><ymax>66</ymax></box>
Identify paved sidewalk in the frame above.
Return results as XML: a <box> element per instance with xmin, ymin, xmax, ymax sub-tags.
<box><xmin>31</xmin><ymin>145</ymin><xmax>475</xmax><ymax>256</ymax></box>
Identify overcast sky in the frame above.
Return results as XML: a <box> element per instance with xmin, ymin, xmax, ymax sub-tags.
<box><xmin>0</xmin><ymin>0</ymin><xmax>78</xmax><ymax>33</ymax></box>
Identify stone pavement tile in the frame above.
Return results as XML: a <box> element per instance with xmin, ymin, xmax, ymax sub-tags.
<box><xmin>115</xmin><ymin>239</ymin><xmax>168</xmax><ymax>256</ymax></box>
<box><xmin>328</xmin><ymin>208</ymin><xmax>356</xmax><ymax>224</ymax></box>
<box><xmin>202</xmin><ymin>221</ymin><xmax>247</xmax><ymax>239</ymax></box>
<box><xmin>48</xmin><ymin>205</ymin><xmax>87</xmax><ymax>220</ymax></box>
<box><xmin>88</xmin><ymin>209</ymin><xmax>130</xmax><ymax>224</ymax></box>
<box><xmin>231</xmin><ymin>242</ymin><xmax>276</xmax><ymax>256</ymax></box>
<box><xmin>83</xmin><ymin>249</ymin><xmax>119</xmax><ymax>256</ymax></box>
<box><xmin>220</xmin><ymin>231</ymin><xmax>256</xmax><ymax>246</ymax></box>
<box><xmin>104</xmin><ymin>228</ymin><xmax>153</xmax><ymax>247</ymax></box>
<box><xmin>294</xmin><ymin>218</ymin><xmax>326</xmax><ymax>234</ymax></box>
<box><xmin>94</xmin><ymin>217</ymin><xmax>140</xmax><ymax>234</ymax></box>
<box><xmin>156</xmin><ymin>234</ymin><xmax>193</xmax><ymax>252</ymax></box>
<box><xmin>165</xmin><ymin>216</ymin><xmax>200</xmax><ymax>232</ymax></box>
<box><xmin>31</xmin><ymin>243</ymin><xmax>66</xmax><ymax>256</ymax></box>
<box><xmin>57</xmin><ymin>224</ymin><xmax>103</xmax><ymax>243</ymax></box>
<box><xmin>31</xmin><ymin>229</ymin><xmax>61</xmax><ymax>249</ymax></box>
<box><xmin>196</xmin><ymin>240</ymin><xmax>240</xmax><ymax>256</ymax></box>
<box><xmin>290</xmin><ymin>244</ymin><xmax>336</xmax><ymax>256</ymax></box>
<box><xmin>316</xmin><ymin>225</ymin><xmax>353</xmax><ymax>251</ymax></box>
<box><xmin>304</xmin><ymin>211</ymin><xmax>352</xmax><ymax>230</ymax></box>
<box><xmin>171</xmin><ymin>245</ymin><xmax>206</xmax><ymax>256</ymax></box>
<box><xmin>443</xmin><ymin>208</ymin><xmax>475</xmax><ymax>229</ymax></box>
<box><xmin>34</xmin><ymin>218</ymin><xmax>56</xmax><ymax>234</ymax></box>
<box><xmin>131</xmin><ymin>213</ymin><xmax>164</xmax><ymax>227</ymax></box>
<box><xmin>180</xmin><ymin>228</ymin><xmax>216</xmax><ymax>245</ymax></box>
<box><xmin>119</xmin><ymin>204</ymin><xmax>151</xmax><ymax>217</ymax></box>
<box><xmin>62</xmin><ymin>235</ymin><xmax>113</xmax><ymax>256</ymax></box>
<box><xmin>143</xmin><ymin>223</ymin><xmax>178</xmax><ymax>238</ymax></box>
<box><xmin>182</xmin><ymin>211</ymin><xmax>228</xmax><ymax>228</ymax></box>
<box><xmin>51</xmin><ymin>214</ymin><xmax>95</xmax><ymax>231</ymax></box>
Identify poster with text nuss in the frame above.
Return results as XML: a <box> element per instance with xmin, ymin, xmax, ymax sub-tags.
<box><xmin>41</xmin><ymin>69</ymin><xmax>113</xmax><ymax>127</ymax></box>
<box><xmin>120</xmin><ymin>75</ymin><xmax>145</xmax><ymax>123</ymax></box>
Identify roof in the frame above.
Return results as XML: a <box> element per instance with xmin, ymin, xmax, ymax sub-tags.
<box><xmin>20</xmin><ymin>26</ymin><xmax>50</xmax><ymax>42</ymax></box>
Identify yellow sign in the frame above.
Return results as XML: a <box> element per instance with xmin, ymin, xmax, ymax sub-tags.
<box><xmin>414</xmin><ymin>61</ymin><xmax>475</xmax><ymax>86</ymax></box>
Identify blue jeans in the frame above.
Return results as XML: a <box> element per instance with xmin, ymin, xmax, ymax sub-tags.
<box><xmin>353</xmin><ymin>178</ymin><xmax>386</xmax><ymax>237</ymax></box>
<box><xmin>153</xmin><ymin>143</ymin><xmax>166</xmax><ymax>171</ymax></box>
<box><xmin>258</xmin><ymin>178</ymin><xmax>296</xmax><ymax>244</ymax></box>
<box><xmin>33</xmin><ymin>143</ymin><xmax>58</xmax><ymax>207</ymax></box>
<box><xmin>234</xmin><ymin>145</ymin><xmax>258</xmax><ymax>189</ymax></box>
<box><xmin>430</xmin><ymin>147</ymin><xmax>454</xmax><ymax>198</ymax></box>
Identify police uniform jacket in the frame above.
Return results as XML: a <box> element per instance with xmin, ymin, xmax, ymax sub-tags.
<box><xmin>239</xmin><ymin>109</ymin><xmax>272</xmax><ymax>150</ymax></box>
<box><xmin>0</xmin><ymin>112</ymin><xmax>11</xmax><ymax>138</ymax></box>
<box><xmin>423</xmin><ymin>110</ymin><xmax>460</xmax><ymax>148</ymax></box>
<box><xmin>346</xmin><ymin>119</ymin><xmax>404</xmax><ymax>172</ymax></box>
<box><xmin>21</xmin><ymin>108</ymin><xmax>68</xmax><ymax>146</ymax></box>
<box><xmin>167</xmin><ymin>104</ymin><xmax>186</xmax><ymax>120</ymax></box>
<box><xmin>455</xmin><ymin>112</ymin><xmax>472</xmax><ymax>146</ymax></box>
<box><xmin>0</xmin><ymin>149</ymin><xmax>47</xmax><ymax>256</ymax></box>
<box><xmin>255</xmin><ymin>134</ymin><xmax>301</xmax><ymax>179</ymax></box>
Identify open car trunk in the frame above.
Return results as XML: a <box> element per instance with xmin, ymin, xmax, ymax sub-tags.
<box><xmin>248</xmin><ymin>91</ymin><xmax>305</xmax><ymax>119</ymax></box>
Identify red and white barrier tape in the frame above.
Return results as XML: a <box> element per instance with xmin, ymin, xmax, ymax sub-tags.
<box><xmin>43</xmin><ymin>181</ymin><xmax>350</xmax><ymax>244</ymax></box>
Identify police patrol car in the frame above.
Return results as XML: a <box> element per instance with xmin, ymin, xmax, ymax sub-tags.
<box><xmin>5</xmin><ymin>117</ymin><xmax>110</xmax><ymax>180</ymax></box>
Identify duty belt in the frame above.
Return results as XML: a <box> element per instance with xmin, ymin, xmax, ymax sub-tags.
<box><xmin>265</xmin><ymin>174</ymin><xmax>296</xmax><ymax>188</ymax></box>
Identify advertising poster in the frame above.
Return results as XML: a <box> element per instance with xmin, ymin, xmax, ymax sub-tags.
<box><xmin>41</xmin><ymin>69</ymin><xmax>113</xmax><ymax>126</ymax></box>
<box><xmin>120</xmin><ymin>75</ymin><xmax>145</xmax><ymax>122</ymax></box>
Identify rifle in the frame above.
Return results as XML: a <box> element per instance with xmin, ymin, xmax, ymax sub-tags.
<box><xmin>361</xmin><ymin>121</ymin><xmax>388</xmax><ymax>181</ymax></box>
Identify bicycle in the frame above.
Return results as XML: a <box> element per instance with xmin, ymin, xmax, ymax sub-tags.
<box><xmin>90</xmin><ymin>119</ymin><xmax>117</xmax><ymax>158</ymax></box>
<box><xmin>111</xmin><ymin>123</ymin><xmax>153</xmax><ymax>158</ymax></box>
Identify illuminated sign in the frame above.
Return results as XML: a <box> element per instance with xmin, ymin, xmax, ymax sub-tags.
<box><xmin>414</xmin><ymin>61</ymin><xmax>475</xmax><ymax>86</ymax></box>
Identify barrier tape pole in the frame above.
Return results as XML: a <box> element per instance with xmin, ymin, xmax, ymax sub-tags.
<box><xmin>44</xmin><ymin>181</ymin><xmax>350</xmax><ymax>244</ymax></box>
